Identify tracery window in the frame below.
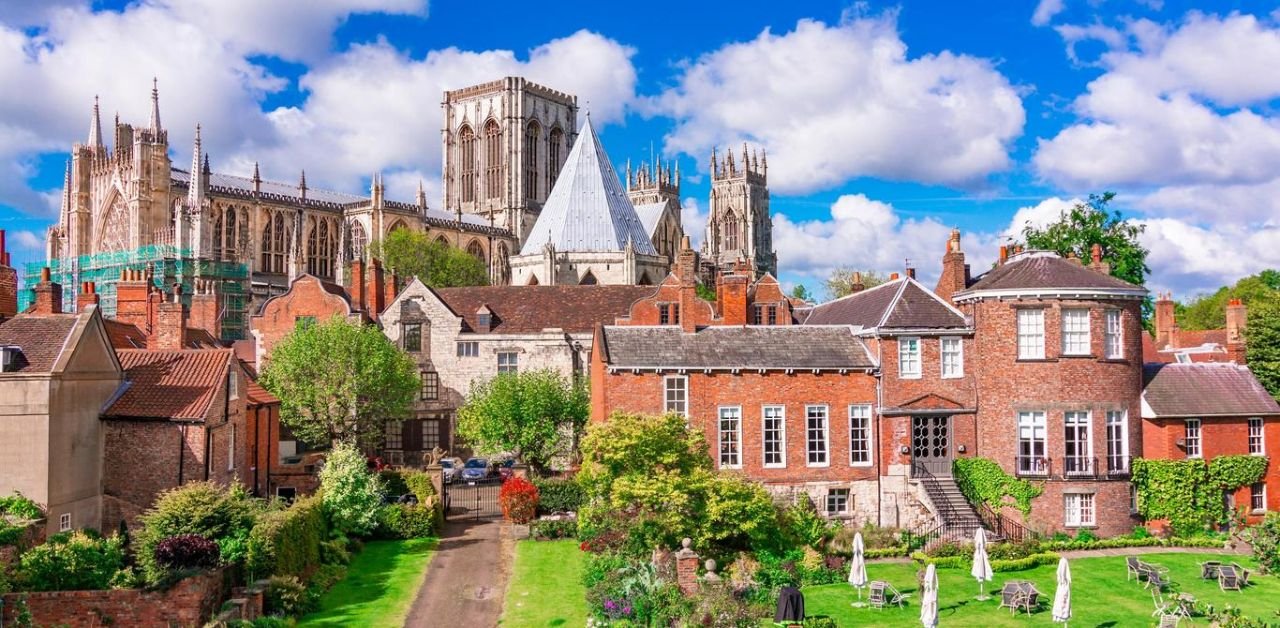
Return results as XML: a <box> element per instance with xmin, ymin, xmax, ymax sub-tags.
<box><xmin>466</xmin><ymin>240</ymin><xmax>485</xmax><ymax>264</ymax></box>
<box><xmin>346</xmin><ymin>220</ymin><xmax>367</xmax><ymax>262</ymax></box>
<box><xmin>306</xmin><ymin>218</ymin><xmax>336</xmax><ymax>278</ymax></box>
<box><xmin>525</xmin><ymin>122</ymin><xmax>540</xmax><ymax>199</ymax></box>
<box><xmin>99</xmin><ymin>195</ymin><xmax>129</xmax><ymax>253</ymax></box>
<box><xmin>484</xmin><ymin>119</ymin><xmax>501</xmax><ymax>200</ymax></box>
<box><xmin>723</xmin><ymin>209</ymin><xmax>739</xmax><ymax>250</ymax></box>
<box><xmin>548</xmin><ymin>127</ymin><xmax>564</xmax><ymax>190</ymax></box>
<box><xmin>260</xmin><ymin>211</ymin><xmax>289</xmax><ymax>274</ymax></box>
<box><xmin>459</xmin><ymin>124</ymin><xmax>476</xmax><ymax>203</ymax></box>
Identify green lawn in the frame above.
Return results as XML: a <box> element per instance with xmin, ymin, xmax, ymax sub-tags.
<box><xmin>500</xmin><ymin>540</ymin><xmax>591</xmax><ymax>627</ymax></box>
<box><xmin>804</xmin><ymin>552</ymin><xmax>1280</xmax><ymax>626</ymax></box>
<box><xmin>297</xmin><ymin>538</ymin><xmax>438</xmax><ymax>628</ymax></box>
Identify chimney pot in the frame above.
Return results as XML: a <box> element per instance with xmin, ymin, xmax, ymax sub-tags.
<box><xmin>889</xmin><ymin>272</ymin><xmax>900</xmax><ymax>281</ymax></box>
<box><xmin>998</xmin><ymin>245</ymin><xmax>1009</xmax><ymax>264</ymax></box>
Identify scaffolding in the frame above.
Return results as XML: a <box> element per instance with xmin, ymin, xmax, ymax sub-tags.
<box><xmin>20</xmin><ymin>244</ymin><xmax>250</xmax><ymax>340</ymax></box>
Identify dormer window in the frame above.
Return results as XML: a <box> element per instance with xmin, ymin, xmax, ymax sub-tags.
<box><xmin>476</xmin><ymin>306</ymin><xmax>493</xmax><ymax>332</ymax></box>
<box><xmin>0</xmin><ymin>346</ymin><xmax>21</xmax><ymax>372</ymax></box>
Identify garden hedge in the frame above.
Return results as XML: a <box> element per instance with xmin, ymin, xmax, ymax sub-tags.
<box><xmin>911</xmin><ymin>550</ymin><xmax>1061</xmax><ymax>572</ymax></box>
<box><xmin>380</xmin><ymin>469</ymin><xmax>436</xmax><ymax>501</ymax></box>
<box><xmin>247</xmin><ymin>494</ymin><xmax>327</xmax><ymax>579</ymax></box>
<box><xmin>532</xmin><ymin>477</ymin><xmax>584</xmax><ymax>514</ymax></box>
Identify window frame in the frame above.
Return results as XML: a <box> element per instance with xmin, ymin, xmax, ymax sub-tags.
<box><xmin>898</xmin><ymin>336</ymin><xmax>922</xmax><ymax>380</ymax></box>
<box><xmin>806</xmin><ymin>404</ymin><xmax>830</xmax><ymax>468</ymax></box>
<box><xmin>403</xmin><ymin>323</ymin><xmax>422</xmax><ymax>352</ymax></box>
<box><xmin>1249</xmin><ymin>417</ymin><xmax>1265</xmax><ymax>456</ymax></box>
<box><xmin>1017</xmin><ymin>308</ymin><xmax>1046</xmax><ymax>360</ymax></box>
<box><xmin>456</xmin><ymin>341</ymin><xmax>479</xmax><ymax>358</ymax></box>
<box><xmin>1064</xmin><ymin>492</ymin><xmax>1096</xmax><ymax>527</ymax></box>
<box><xmin>849</xmin><ymin>404</ymin><xmax>873</xmax><ymax>467</ymax></box>
<box><xmin>384</xmin><ymin>420</ymin><xmax>403</xmax><ymax>450</ymax></box>
<box><xmin>825</xmin><ymin>488</ymin><xmax>851</xmax><ymax>516</ymax></box>
<box><xmin>1251</xmin><ymin>482</ymin><xmax>1267</xmax><ymax>513</ymax></box>
<box><xmin>1106</xmin><ymin>410</ymin><xmax>1129</xmax><ymax>474</ymax></box>
<box><xmin>1184</xmin><ymin>418</ymin><xmax>1202</xmax><ymax>459</ymax></box>
<box><xmin>420</xmin><ymin>371</ymin><xmax>439</xmax><ymax>401</ymax></box>
<box><xmin>762</xmin><ymin>405</ymin><xmax>786</xmax><ymax>469</ymax></box>
<box><xmin>227</xmin><ymin>424</ymin><xmax>236</xmax><ymax>472</ymax></box>
<box><xmin>1061</xmin><ymin>308</ymin><xmax>1092</xmax><ymax>356</ymax></box>
<box><xmin>940</xmin><ymin>336</ymin><xmax>964</xmax><ymax>379</ymax></box>
<box><xmin>1104</xmin><ymin>309</ymin><xmax>1124</xmax><ymax>359</ymax></box>
<box><xmin>1017</xmin><ymin>411</ymin><xmax>1048</xmax><ymax>475</ymax></box>
<box><xmin>718</xmin><ymin>406</ymin><xmax>743</xmax><ymax>469</ymax></box>
<box><xmin>58</xmin><ymin>513</ymin><xmax>71</xmax><ymax>532</ymax></box>
<box><xmin>1063</xmin><ymin>410</ymin><xmax>1092</xmax><ymax>475</ymax></box>
<box><xmin>663</xmin><ymin>375</ymin><xmax>688</xmax><ymax>417</ymax></box>
<box><xmin>497</xmin><ymin>351</ymin><xmax>519</xmax><ymax>374</ymax></box>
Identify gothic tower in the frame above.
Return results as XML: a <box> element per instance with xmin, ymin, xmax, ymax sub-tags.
<box><xmin>625</xmin><ymin>156</ymin><xmax>684</xmax><ymax>265</ymax></box>
<box><xmin>706</xmin><ymin>143</ymin><xmax>775</xmax><ymax>277</ymax></box>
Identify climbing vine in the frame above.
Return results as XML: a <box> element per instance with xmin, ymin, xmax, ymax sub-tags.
<box><xmin>1131</xmin><ymin>455</ymin><xmax>1269</xmax><ymax>535</ymax></box>
<box><xmin>953</xmin><ymin>458</ymin><xmax>1044</xmax><ymax>516</ymax></box>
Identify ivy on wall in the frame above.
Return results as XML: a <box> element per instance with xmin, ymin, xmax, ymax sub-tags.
<box><xmin>953</xmin><ymin>458</ymin><xmax>1045</xmax><ymax>516</ymax></box>
<box><xmin>1131</xmin><ymin>455</ymin><xmax>1269</xmax><ymax>534</ymax></box>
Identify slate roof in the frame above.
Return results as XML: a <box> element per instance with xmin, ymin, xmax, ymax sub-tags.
<box><xmin>106</xmin><ymin>349</ymin><xmax>233</xmax><ymax>420</ymax></box>
<box><xmin>518</xmin><ymin>117</ymin><xmax>658</xmax><ymax>256</ymax></box>
<box><xmin>600</xmin><ymin>326</ymin><xmax>875</xmax><ymax>370</ymax></box>
<box><xmin>1142</xmin><ymin>362</ymin><xmax>1280</xmax><ymax>418</ymax></box>
<box><xmin>633</xmin><ymin>202</ymin><xmax>668</xmax><ymax>240</ymax></box>
<box><xmin>432</xmin><ymin>285</ymin><xmax>655</xmax><ymax>334</ymax></box>
<box><xmin>0</xmin><ymin>314</ymin><xmax>78</xmax><ymax>373</ymax></box>
<box><xmin>802</xmin><ymin>278</ymin><xmax>968</xmax><ymax>330</ymax></box>
<box><xmin>959</xmin><ymin>251</ymin><xmax>1143</xmax><ymax>295</ymax></box>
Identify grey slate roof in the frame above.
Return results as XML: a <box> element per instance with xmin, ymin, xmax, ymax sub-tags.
<box><xmin>601</xmin><ymin>326</ymin><xmax>875</xmax><ymax>370</ymax></box>
<box><xmin>960</xmin><ymin>251</ymin><xmax>1142</xmax><ymax>295</ymax></box>
<box><xmin>633</xmin><ymin>202</ymin><xmax>668</xmax><ymax>240</ymax></box>
<box><xmin>1142</xmin><ymin>362</ymin><xmax>1280</xmax><ymax>417</ymax></box>
<box><xmin>802</xmin><ymin>278</ymin><xmax>968</xmax><ymax>330</ymax></box>
<box><xmin>519</xmin><ymin>117</ymin><xmax>658</xmax><ymax>256</ymax></box>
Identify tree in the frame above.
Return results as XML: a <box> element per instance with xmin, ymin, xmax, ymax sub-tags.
<box><xmin>369</xmin><ymin>228</ymin><xmax>489</xmax><ymax>288</ymax></box>
<box><xmin>1015</xmin><ymin>192</ymin><xmax>1150</xmax><ymax>289</ymax></box>
<box><xmin>789</xmin><ymin>284</ymin><xmax>814</xmax><ymax>303</ymax></box>
<box><xmin>1176</xmin><ymin>271</ymin><xmax>1280</xmax><ymax>330</ymax></box>
<box><xmin>824</xmin><ymin>268</ymin><xmax>887</xmax><ymax>300</ymax></box>
<box><xmin>320</xmin><ymin>442</ymin><xmax>384</xmax><ymax>536</ymax></box>
<box><xmin>455</xmin><ymin>369</ymin><xmax>588</xmax><ymax>472</ymax></box>
<box><xmin>1247</xmin><ymin>299</ymin><xmax>1280</xmax><ymax>398</ymax></box>
<box><xmin>260</xmin><ymin>316</ymin><xmax>418</xmax><ymax>448</ymax></box>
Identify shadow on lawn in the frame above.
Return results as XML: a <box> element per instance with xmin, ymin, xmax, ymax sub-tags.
<box><xmin>297</xmin><ymin>538</ymin><xmax>438</xmax><ymax>627</ymax></box>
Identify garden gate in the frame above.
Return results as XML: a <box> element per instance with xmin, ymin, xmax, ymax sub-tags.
<box><xmin>443</xmin><ymin>478</ymin><xmax>503</xmax><ymax>520</ymax></box>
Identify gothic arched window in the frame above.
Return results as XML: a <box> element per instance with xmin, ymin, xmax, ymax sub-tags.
<box><xmin>346</xmin><ymin>220</ymin><xmax>368</xmax><ymax>262</ymax></box>
<box><xmin>466</xmin><ymin>239</ymin><xmax>486</xmax><ymax>264</ymax></box>
<box><xmin>306</xmin><ymin>218</ymin><xmax>335</xmax><ymax>278</ymax></box>
<box><xmin>459</xmin><ymin>124</ymin><xmax>476</xmax><ymax>203</ymax></box>
<box><xmin>525</xmin><ymin>122</ymin><xmax>540</xmax><ymax>199</ymax></box>
<box><xmin>261</xmin><ymin>211</ymin><xmax>288</xmax><ymax>274</ymax></box>
<box><xmin>724</xmin><ymin>209</ymin><xmax>740</xmax><ymax>251</ymax></box>
<box><xmin>484</xmin><ymin>119</ymin><xmax>502</xmax><ymax>200</ymax></box>
<box><xmin>434</xmin><ymin>235</ymin><xmax>450</xmax><ymax>247</ymax></box>
<box><xmin>547</xmin><ymin>127</ymin><xmax>564</xmax><ymax>191</ymax></box>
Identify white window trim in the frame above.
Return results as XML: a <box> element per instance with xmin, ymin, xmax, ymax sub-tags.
<box><xmin>1251</xmin><ymin>482</ymin><xmax>1268</xmax><ymax>513</ymax></box>
<box><xmin>940</xmin><ymin>337</ymin><xmax>964</xmax><ymax>379</ymax></box>
<box><xmin>1106</xmin><ymin>410</ymin><xmax>1129</xmax><ymax>472</ymax></box>
<box><xmin>762</xmin><ymin>405</ymin><xmax>787</xmax><ymax>469</ymax></box>
<box><xmin>1185</xmin><ymin>418</ymin><xmax>1203</xmax><ymax>459</ymax></box>
<box><xmin>227</xmin><ymin>424</ymin><xmax>236</xmax><ymax>472</ymax></box>
<box><xmin>806</xmin><ymin>404</ymin><xmax>830</xmax><ymax>468</ymax></box>
<box><xmin>1061</xmin><ymin>308</ymin><xmax>1092</xmax><ymax>356</ymax></box>
<box><xmin>663</xmin><ymin>375</ymin><xmax>689</xmax><ymax>418</ymax></box>
<box><xmin>1064</xmin><ymin>493</ymin><xmax>1096</xmax><ymax>527</ymax></box>
<box><xmin>1017</xmin><ymin>309</ymin><xmax>1046</xmax><ymax>360</ymax></box>
<box><xmin>1064</xmin><ymin>410</ymin><xmax>1094</xmax><ymax>460</ymax></box>
<box><xmin>58</xmin><ymin>512</ymin><xmax>71</xmax><ymax>532</ymax></box>
<box><xmin>1104</xmin><ymin>309</ymin><xmax>1124</xmax><ymax>359</ymax></box>
<box><xmin>849</xmin><ymin>404</ymin><xmax>874</xmax><ymax>467</ymax></box>
<box><xmin>1249</xmin><ymin>417</ymin><xmax>1265</xmax><ymax>456</ymax></box>
<box><xmin>717</xmin><ymin>405</ymin><xmax>743</xmax><ymax>470</ymax></box>
<box><xmin>898</xmin><ymin>336</ymin><xmax>922</xmax><ymax>380</ymax></box>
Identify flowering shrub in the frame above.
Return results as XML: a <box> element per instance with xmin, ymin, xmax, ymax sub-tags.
<box><xmin>321</xmin><ymin>442</ymin><xmax>384</xmax><ymax>536</ymax></box>
<box><xmin>18</xmin><ymin>531</ymin><xmax>124</xmax><ymax>591</ymax></box>
<box><xmin>498</xmin><ymin>476</ymin><xmax>539</xmax><ymax>524</ymax></box>
<box><xmin>154</xmin><ymin>534</ymin><xmax>220</xmax><ymax>570</ymax></box>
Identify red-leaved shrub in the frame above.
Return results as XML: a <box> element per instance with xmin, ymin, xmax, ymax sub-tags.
<box><xmin>498</xmin><ymin>476</ymin><xmax>539</xmax><ymax>524</ymax></box>
<box><xmin>154</xmin><ymin>533</ymin><xmax>220</xmax><ymax>570</ymax></box>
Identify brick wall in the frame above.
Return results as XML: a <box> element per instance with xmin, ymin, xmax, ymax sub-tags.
<box><xmin>0</xmin><ymin>230</ymin><xmax>17</xmax><ymax>318</ymax></box>
<box><xmin>250</xmin><ymin>275</ymin><xmax>359</xmax><ymax>366</ymax></box>
<box><xmin>1143</xmin><ymin>416</ymin><xmax>1280</xmax><ymax>523</ymax></box>
<box><xmin>1</xmin><ymin>567</ymin><xmax>229</xmax><ymax>627</ymax></box>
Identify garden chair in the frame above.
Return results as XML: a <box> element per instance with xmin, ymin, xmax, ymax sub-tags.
<box><xmin>1151</xmin><ymin>589</ymin><xmax>1176</xmax><ymax>619</ymax></box>
<box><xmin>868</xmin><ymin>580</ymin><xmax>906</xmax><ymax>610</ymax></box>
<box><xmin>1231</xmin><ymin>562</ymin><xmax>1251</xmax><ymax>587</ymax></box>
<box><xmin>1199</xmin><ymin>561</ymin><xmax>1221</xmax><ymax>580</ymax></box>
<box><xmin>1159</xmin><ymin>614</ymin><xmax>1181</xmax><ymax>628</ymax></box>
<box><xmin>1146</xmin><ymin>568</ymin><xmax>1175</xmax><ymax>592</ymax></box>
<box><xmin>998</xmin><ymin>581</ymin><xmax>1023</xmax><ymax>612</ymax></box>
<box><xmin>1017</xmin><ymin>582</ymin><xmax>1042</xmax><ymax>616</ymax></box>
<box><xmin>1218</xmin><ymin>565</ymin><xmax>1242</xmax><ymax>592</ymax></box>
<box><xmin>1127</xmin><ymin>556</ymin><xmax>1143</xmax><ymax>581</ymax></box>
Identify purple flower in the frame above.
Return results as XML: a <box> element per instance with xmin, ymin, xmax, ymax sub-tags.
<box><xmin>604</xmin><ymin>599</ymin><xmax>617</xmax><ymax>611</ymax></box>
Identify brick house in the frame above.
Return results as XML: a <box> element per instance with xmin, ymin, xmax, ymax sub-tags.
<box><xmin>0</xmin><ymin>269</ymin><xmax>123</xmax><ymax>534</ymax></box>
<box><xmin>951</xmin><ymin>243</ymin><xmax>1147</xmax><ymax>537</ymax></box>
<box><xmin>1144</xmin><ymin>293</ymin><xmax>1247</xmax><ymax>364</ymax></box>
<box><xmin>1141</xmin><ymin>362</ymin><xmax>1280</xmax><ymax>523</ymax></box>
<box><xmin>380</xmin><ymin>278</ymin><xmax>652</xmax><ymax>463</ymax></box>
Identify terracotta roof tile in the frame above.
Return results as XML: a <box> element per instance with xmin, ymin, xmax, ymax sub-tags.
<box><xmin>601</xmin><ymin>326</ymin><xmax>875</xmax><ymax>370</ymax></box>
<box><xmin>107</xmin><ymin>349</ymin><xmax>232</xmax><ymax>421</ymax></box>
<box><xmin>433</xmin><ymin>285</ymin><xmax>655</xmax><ymax>334</ymax></box>
<box><xmin>1142</xmin><ymin>362</ymin><xmax>1280</xmax><ymax>417</ymax></box>
<box><xmin>0</xmin><ymin>314</ymin><xmax>79</xmax><ymax>373</ymax></box>
<box><xmin>246</xmin><ymin>379</ymin><xmax>279</xmax><ymax>405</ymax></box>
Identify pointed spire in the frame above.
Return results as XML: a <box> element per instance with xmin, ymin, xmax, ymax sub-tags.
<box><xmin>710</xmin><ymin>147</ymin><xmax>718</xmax><ymax>180</ymax></box>
<box><xmin>203</xmin><ymin>153</ymin><xmax>211</xmax><ymax>175</ymax></box>
<box><xmin>299</xmin><ymin>170</ymin><xmax>308</xmax><ymax>201</ymax></box>
<box><xmin>88</xmin><ymin>96</ymin><xmax>103</xmax><ymax>148</ymax></box>
<box><xmin>149</xmin><ymin>77</ymin><xmax>162</xmax><ymax>133</ymax></box>
<box><xmin>60</xmin><ymin>160</ymin><xmax>72</xmax><ymax>219</ymax></box>
<box><xmin>742</xmin><ymin>142</ymin><xmax>749</xmax><ymax>172</ymax></box>
<box><xmin>625</xmin><ymin>158</ymin><xmax>632</xmax><ymax>189</ymax></box>
<box><xmin>252</xmin><ymin>161</ymin><xmax>261</xmax><ymax>194</ymax></box>
<box><xmin>416</xmin><ymin>178</ymin><xmax>427</xmax><ymax>209</ymax></box>
<box><xmin>188</xmin><ymin>124</ymin><xmax>203</xmax><ymax>208</ymax></box>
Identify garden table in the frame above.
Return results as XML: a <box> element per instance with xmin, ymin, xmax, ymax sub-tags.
<box><xmin>1199</xmin><ymin>561</ymin><xmax>1221</xmax><ymax>580</ymax></box>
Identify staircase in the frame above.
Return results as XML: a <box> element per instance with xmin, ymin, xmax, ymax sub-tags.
<box><xmin>909</xmin><ymin>463</ymin><xmax>998</xmax><ymax>550</ymax></box>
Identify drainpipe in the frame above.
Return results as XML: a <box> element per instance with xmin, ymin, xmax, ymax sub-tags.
<box><xmin>874</xmin><ymin>329</ymin><xmax>884</xmax><ymax>527</ymax></box>
<box><xmin>265</xmin><ymin>408</ymin><xmax>273</xmax><ymax>496</ymax></box>
<box><xmin>252</xmin><ymin>406</ymin><xmax>260</xmax><ymax>495</ymax></box>
<box><xmin>178</xmin><ymin>424</ymin><xmax>187</xmax><ymax>485</ymax></box>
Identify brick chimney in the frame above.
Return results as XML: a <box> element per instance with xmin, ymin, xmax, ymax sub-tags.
<box><xmin>889</xmin><ymin>272</ymin><xmax>900</xmax><ymax>281</ymax></box>
<box><xmin>348</xmin><ymin>258</ymin><xmax>366</xmax><ymax>313</ymax></box>
<box><xmin>77</xmin><ymin>281</ymin><xmax>100</xmax><ymax>311</ymax></box>
<box><xmin>998</xmin><ymin>245</ymin><xmax>1009</xmax><ymax>265</ymax></box>
<box><xmin>1154</xmin><ymin>291</ymin><xmax>1178</xmax><ymax>350</ymax></box>
<box><xmin>935</xmin><ymin>229</ymin><xmax>969</xmax><ymax>304</ymax></box>
<box><xmin>32</xmin><ymin>267</ymin><xmax>63</xmax><ymax>315</ymax></box>
<box><xmin>152</xmin><ymin>284</ymin><xmax>188</xmax><ymax>350</ymax></box>
<box><xmin>189</xmin><ymin>279</ymin><xmax>222</xmax><ymax>340</ymax></box>
<box><xmin>384</xmin><ymin>271</ymin><xmax>398</xmax><ymax>308</ymax></box>
<box><xmin>0</xmin><ymin>230</ymin><xmax>17</xmax><ymax>319</ymax></box>
<box><xmin>849</xmin><ymin>271</ymin><xmax>866</xmax><ymax>294</ymax></box>
<box><xmin>1088</xmin><ymin>243</ymin><xmax>1111</xmax><ymax>275</ymax></box>
<box><xmin>367</xmin><ymin>258</ymin><xmax>386</xmax><ymax>321</ymax></box>
<box><xmin>905</xmin><ymin>267</ymin><xmax>916</xmax><ymax>280</ymax></box>
<box><xmin>717</xmin><ymin>271</ymin><xmax>750</xmax><ymax>326</ymax></box>
<box><xmin>675</xmin><ymin>236</ymin><xmax>699</xmax><ymax>333</ymax></box>
<box><xmin>117</xmin><ymin>267</ymin><xmax>156</xmax><ymax>332</ymax></box>
<box><xmin>1226</xmin><ymin>298</ymin><xmax>1247</xmax><ymax>364</ymax></box>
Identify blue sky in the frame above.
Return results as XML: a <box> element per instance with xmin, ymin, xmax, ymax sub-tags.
<box><xmin>1</xmin><ymin>0</ymin><xmax>1279</xmax><ymax>299</ymax></box>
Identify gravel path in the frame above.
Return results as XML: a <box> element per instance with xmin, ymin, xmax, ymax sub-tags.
<box><xmin>403</xmin><ymin>518</ymin><xmax>514</xmax><ymax>627</ymax></box>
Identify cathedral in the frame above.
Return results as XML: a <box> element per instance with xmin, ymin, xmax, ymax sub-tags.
<box><xmin>40</xmin><ymin>76</ymin><xmax>776</xmax><ymax>337</ymax></box>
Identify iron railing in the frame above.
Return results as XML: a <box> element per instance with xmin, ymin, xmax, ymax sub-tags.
<box><xmin>1015</xmin><ymin>455</ymin><xmax>1051</xmax><ymax>477</ymax></box>
<box><xmin>978</xmin><ymin>502</ymin><xmax>1031</xmax><ymax>544</ymax></box>
<box><xmin>1107</xmin><ymin>455</ymin><xmax>1131</xmax><ymax>476</ymax></box>
<box><xmin>1063</xmin><ymin>455</ymin><xmax>1097</xmax><ymax>478</ymax></box>
<box><xmin>907</xmin><ymin>461</ymin><xmax>963</xmax><ymax>550</ymax></box>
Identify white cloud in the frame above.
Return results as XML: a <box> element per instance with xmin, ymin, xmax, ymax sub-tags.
<box><xmin>237</xmin><ymin>30</ymin><xmax>637</xmax><ymax>198</ymax></box>
<box><xmin>1032</xmin><ymin>0</ymin><xmax>1066</xmax><ymax>26</ymax></box>
<box><xmin>1139</xmin><ymin>218</ymin><xmax>1280</xmax><ymax>298</ymax></box>
<box><xmin>651</xmin><ymin>13</ymin><xmax>1025</xmax><ymax>195</ymax></box>
<box><xmin>1003</xmin><ymin>196</ymin><xmax>1080</xmax><ymax>238</ymax></box>
<box><xmin>9</xmin><ymin>229</ymin><xmax>41</xmax><ymax>251</ymax></box>
<box><xmin>680</xmin><ymin>197</ymin><xmax>707</xmax><ymax>249</ymax></box>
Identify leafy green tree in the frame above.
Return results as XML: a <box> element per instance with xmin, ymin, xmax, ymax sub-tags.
<box><xmin>1176</xmin><ymin>271</ymin><xmax>1280</xmax><ymax>330</ymax></box>
<box><xmin>456</xmin><ymin>369</ymin><xmax>588</xmax><ymax>472</ymax></box>
<box><xmin>577</xmin><ymin>412</ymin><xmax>711</xmax><ymax>500</ymax></box>
<box><xmin>1247</xmin><ymin>299</ymin><xmax>1280</xmax><ymax>398</ymax></box>
<box><xmin>320</xmin><ymin>442</ymin><xmax>384</xmax><ymax>536</ymax></box>
<box><xmin>369</xmin><ymin>228</ymin><xmax>490</xmax><ymax>288</ymax></box>
<box><xmin>1015</xmin><ymin>192</ymin><xmax>1150</xmax><ymax>288</ymax></box>
<box><xmin>260</xmin><ymin>316</ymin><xmax>418</xmax><ymax>448</ymax></box>
<box><xmin>789</xmin><ymin>284</ymin><xmax>814</xmax><ymax>303</ymax></box>
<box><xmin>824</xmin><ymin>268</ymin><xmax>887</xmax><ymax>300</ymax></box>
<box><xmin>695</xmin><ymin>282</ymin><xmax>717</xmax><ymax>302</ymax></box>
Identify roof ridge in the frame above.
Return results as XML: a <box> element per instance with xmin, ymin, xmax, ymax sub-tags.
<box><xmin>875</xmin><ymin>279</ymin><xmax>912</xmax><ymax>329</ymax></box>
<box><xmin>811</xmin><ymin>276</ymin><xmax>905</xmax><ymax>309</ymax></box>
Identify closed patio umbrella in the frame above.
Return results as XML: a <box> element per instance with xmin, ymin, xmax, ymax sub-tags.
<box><xmin>1052</xmin><ymin>557</ymin><xmax>1072</xmax><ymax>625</ymax></box>
<box><xmin>972</xmin><ymin>527</ymin><xmax>994</xmax><ymax>600</ymax></box>
<box><xmin>920</xmin><ymin>563</ymin><xmax>939</xmax><ymax>628</ymax></box>
<box><xmin>849</xmin><ymin>531</ymin><xmax>868</xmax><ymax>606</ymax></box>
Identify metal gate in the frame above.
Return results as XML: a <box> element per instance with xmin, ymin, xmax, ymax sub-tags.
<box><xmin>443</xmin><ymin>478</ymin><xmax>503</xmax><ymax>520</ymax></box>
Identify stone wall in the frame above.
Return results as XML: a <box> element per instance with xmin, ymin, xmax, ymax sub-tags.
<box><xmin>1</xmin><ymin>567</ymin><xmax>230</xmax><ymax>628</ymax></box>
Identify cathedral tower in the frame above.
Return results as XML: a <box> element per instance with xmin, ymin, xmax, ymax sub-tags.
<box><xmin>706</xmin><ymin>144</ymin><xmax>775</xmax><ymax>277</ymax></box>
<box><xmin>625</xmin><ymin>156</ymin><xmax>684</xmax><ymax>265</ymax></box>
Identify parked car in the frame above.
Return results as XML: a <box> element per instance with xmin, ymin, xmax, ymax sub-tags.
<box><xmin>461</xmin><ymin>457</ymin><xmax>494</xmax><ymax>482</ymax></box>
<box><xmin>497</xmin><ymin>458</ymin><xmax>516</xmax><ymax>481</ymax></box>
<box><xmin>441</xmin><ymin>457</ymin><xmax>460</xmax><ymax>484</ymax></box>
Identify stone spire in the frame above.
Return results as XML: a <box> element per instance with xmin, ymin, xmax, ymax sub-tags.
<box><xmin>416</xmin><ymin>178</ymin><xmax>427</xmax><ymax>209</ymax></box>
<box><xmin>60</xmin><ymin>160</ymin><xmax>72</xmax><ymax>221</ymax></box>
<box><xmin>188</xmin><ymin>124</ymin><xmax>203</xmax><ymax>208</ymax></box>
<box><xmin>88</xmin><ymin>95</ymin><xmax>103</xmax><ymax>148</ymax></box>
<box><xmin>298</xmin><ymin>170</ymin><xmax>308</xmax><ymax>202</ymax></box>
<box><xmin>148</xmin><ymin>78</ymin><xmax>162</xmax><ymax>133</ymax></box>
<box><xmin>252</xmin><ymin>162</ymin><xmax>261</xmax><ymax>194</ymax></box>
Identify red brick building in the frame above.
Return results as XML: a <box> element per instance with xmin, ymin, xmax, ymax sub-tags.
<box><xmin>1141</xmin><ymin>362</ymin><xmax>1280</xmax><ymax>522</ymax></box>
<box><xmin>1144</xmin><ymin>292</ymin><xmax>1247</xmax><ymax>364</ymax></box>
